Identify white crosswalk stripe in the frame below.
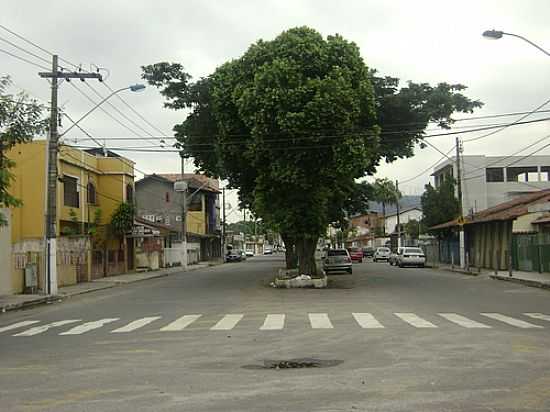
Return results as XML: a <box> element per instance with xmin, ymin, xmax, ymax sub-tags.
<box><xmin>160</xmin><ymin>315</ymin><xmax>202</xmax><ymax>331</ymax></box>
<box><xmin>14</xmin><ymin>320</ymin><xmax>81</xmax><ymax>336</ymax></box>
<box><xmin>394</xmin><ymin>313</ymin><xmax>437</xmax><ymax>328</ymax></box>
<box><xmin>524</xmin><ymin>313</ymin><xmax>550</xmax><ymax>322</ymax></box>
<box><xmin>0</xmin><ymin>320</ymin><xmax>40</xmax><ymax>333</ymax></box>
<box><xmin>111</xmin><ymin>316</ymin><xmax>162</xmax><ymax>333</ymax></box>
<box><xmin>260</xmin><ymin>314</ymin><xmax>285</xmax><ymax>330</ymax></box>
<box><xmin>60</xmin><ymin>318</ymin><xmax>120</xmax><ymax>335</ymax></box>
<box><xmin>481</xmin><ymin>313</ymin><xmax>543</xmax><ymax>328</ymax></box>
<box><xmin>211</xmin><ymin>314</ymin><xmax>244</xmax><ymax>330</ymax></box>
<box><xmin>352</xmin><ymin>313</ymin><xmax>384</xmax><ymax>328</ymax></box>
<box><xmin>438</xmin><ymin>313</ymin><xmax>491</xmax><ymax>328</ymax></box>
<box><xmin>309</xmin><ymin>313</ymin><xmax>333</xmax><ymax>329</ymax></box>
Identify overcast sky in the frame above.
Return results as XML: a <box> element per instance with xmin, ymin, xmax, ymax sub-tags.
<box><xmin>2</xmin><ymin>0</ymin><xmax>550</xmax><ymax>221</ymax></box>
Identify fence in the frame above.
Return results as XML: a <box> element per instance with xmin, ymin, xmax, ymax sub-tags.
<box><xmin>512</xmin><ymin>232</ymin><xmax>550</xmax><ymax>273</ymax></box>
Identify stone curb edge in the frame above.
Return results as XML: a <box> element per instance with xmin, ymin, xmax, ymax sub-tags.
<box><xmin>490</xmin><ymin>274</ymin><xmax>550</xmax><ymax>290</ymax></box>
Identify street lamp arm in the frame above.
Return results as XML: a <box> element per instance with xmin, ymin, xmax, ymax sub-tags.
<box><xmin>60</xmin><ymin>86</ymin><xmax>131</xmax><ymax>137</ymax></box>
<box><xmin>503</xmin><ymin>32</ymin><xmax>550</xmax><ymax>57</ymax></box>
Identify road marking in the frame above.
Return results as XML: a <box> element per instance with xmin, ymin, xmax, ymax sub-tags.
<box><xmin>481</xmin><ymin>313</ymin><xmax>543</xmax><ymax>328</ymax></box>
<box><xmin>14</xmin><ymin>320</ymin><xmax>81</xmax><ymax>336</ymax></box>
<box><xmin>438</xmin><ymin>313</ymin><xmax>491</xmax><ymax>328</ymax></box>
<box><xmin>260</xmin><ymin>314</ymin><xmax>285</xmax><ymax>330</ymax></box>
<box><xmin>394</xmin><ymin>313</ymin><xmax>437</xmax><ymax>328</ymax></box>
<box><xmin>524</xmin><ymin>313</ymin><xmax>550</xmax><ymax>322</ymax></box>
<box><xmin>211</xmin><ymin>314</ymin><xmax>244</xmax><ymax>330</ymax></box>
<box><xmin>160</xmin><ymin>315</ymin><xmax>202</xmax><ymax>331</ymax></box>
<box><xmin>111</xmin><ymin>316</ymin><xmax>162</xmax><ymax>333</ymax></box>
<box><xmin>59</xmin><ymin>318</ymin><xmax>120</xmax><ymax>335</ymax></box>
<box><xmin>308</xmin><ymin>313</ymin><xmax>333</xmax><ymax>329</ymax></box>
<box><xmin>352</xmin><ymin>313</ymin><xmax>384</xmax><ymax>328</ymax></box>
<box><xmin>0</xmin><ymin>320</ymin><xmax>40</xmax><ymax>333</ymax></box>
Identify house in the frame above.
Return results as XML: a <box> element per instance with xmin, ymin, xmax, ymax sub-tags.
<box><xmin>384</xmin><ymin>207</ymin><xmax>423</xmax><ymax>237</ymax></box>
<box><xmin>433</xmin><ymin>155</ymin><xmax>550</xmax><ymax>216</ymax></box>
<box><xmin>346</xmin><ymin>211</ymin><xmax>384</xmax><ymax>248</ymax></box>
<box><xmin>135</xmin><ymin>173</ymin><xmax>221</xmax><ymax>264</ymax></box>
<box><xmin>430</xmin><ymin>189</ymin><xmax>550</xmax><ymax>272</ymax></box>
<box><xmin>3</xmin><ymin>141</ymin><xmax>135</xmax><ymax>294</ymax></box>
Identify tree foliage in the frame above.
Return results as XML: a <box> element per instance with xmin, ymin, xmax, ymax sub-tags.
<box><xmin>0</xmin><ymin>76</ymin><xmax>46</xmax><ymax>225</ymax></box>
<box><xmin>421</xmin><ymin>177</ymin><xmax>460</xmax><ymax>235</ymax></box>
<box><xmin>142</xmin><ymin>26</ymin><xmax>481</xmax><ymax>274</ymax></box>
<box><xmin>109</xmin><ymin>202</ymin><xmax>135</xmax><ymax>241</ymax></box>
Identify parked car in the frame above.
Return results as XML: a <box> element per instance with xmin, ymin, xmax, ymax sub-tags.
<box><xmin>264</xmin><ymin>248</ymin><xmax>273</xmax><ymax>255</ymax></box>
<box><xmin>389</xmin><ymin>247</ymin><xmax>405</xmax><ymax>266</ymax></box>
<box><xmin>322</xmin><ymin>248</ymin><xmax>353</xmax><ymax>274</ymax></box>
<box><xmin>362</xmin><ymin>246</ymin><xmax>375</xmax><ymax>258</ymax></box>
<box><xmin>396</xmin><ymin>247</ymin><xmax>426</xmax><ymax>268</ymax></box>
<box><xmin>225</xmin><ymin>250</ymin><xmax>242</xmax><ymax>262</ymax></box>
<box><xmin>373</xmin><ymin>247</ymin><xmax>391</xmax><ymax>262</ymax></box>
<box><xmin>347</xmin><ymin>247</ymin><xmax>363</xmax><ymax>263</ymax></box>
<box><xmin>245</xmin><ymin>250</ymin><xmax>254</xmax><ymax>257</ymax></box>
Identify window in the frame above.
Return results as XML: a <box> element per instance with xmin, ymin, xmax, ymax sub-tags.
<box><xmin>87</xmin><ymin>182</ymin><xmax>97</xmax><ymax>204</ymax></box>
<box><xmin>126</xmin><ymin>184</ymin><xmax>134</xmax><ymax>203</ymax></box>
<box><xmin>188</xmin><ymin>195</ymin><xmax>202</xmax><ymax>211</ymax></box>
<box><xmin>328</xmin><ymin>249</ymin><xmax>348</xmax><ymax>256</ymax></box>
<box><xmin>63</xmin><ymin>175</ymin><xmax>79</xmax><ymax>208</ymax></box>
<box><xmin>165</xmin><ymin>192</ymin><xmax>170</xmax><ymax>203</ymax></box>
<box><xmin>486</xmin><ymin>167</ymin><xmax>504</xmax><ymax>182</ymax></box>
<box><xmin>507</xmin><ymin>166</ymin><xmax>538</xmax><ymax>182</ymax></box>
<box><xmin>541</xmin><ymin>166</ymin><xmax>550</xmax><ymax>182</ymax></box>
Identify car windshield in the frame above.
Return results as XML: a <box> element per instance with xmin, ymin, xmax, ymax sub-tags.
<box><xmin>405</xmin><ymin>248</ymin><xmax>423</xmax><ymax>254</ymax></box>
<box><xmin>378</xmin><ymin>248</ymin><xmax>390</xmax><ymax>253</ymax></box>
<box><xmin>349</xmin><ymin>248</ymin><xmax>359</xmax><ymax>252</ymax></box>
<box><xmin>328</xmin><ymin>249</ymin><xmax>348</xmax><ymax>256</ymax></box>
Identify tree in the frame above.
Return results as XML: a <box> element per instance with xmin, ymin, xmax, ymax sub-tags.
<box><xmin>404</xmin><ymin>219</ymin><xmax>421</xmax><ymax>240</ymax></box>
<box><xmin>421</xmin><ymin>177</ymin><xmax>460</xmax><ymax>235</ymax></box>
<box><xmin>109</xmin><ymin>202</ymin><xmax>135</xmax><ymax>246</ymax></box>
<box><xmin>0</xmin><ymin>76</ymin><xmax>46</xmax><ymax>225</ymax></box>
<box><xmin>142</xmin><ymin>26</ymin><xmax>481</xmax><ymax>276</ymax></box>
<box><xmin>371</xmin><ymin>178</ymin><xmax>400</xmax><ymax>236</ymax></box>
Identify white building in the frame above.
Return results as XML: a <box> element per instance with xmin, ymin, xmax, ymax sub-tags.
<box><xmin>433</xmin><ymin>155</ymin><xmax>550</xmax><ymax>216</ymax></box>
<box><xmin>385</xmin><ymin>207</ymin><xmax>423</xmax><ymax>235</ymax></box>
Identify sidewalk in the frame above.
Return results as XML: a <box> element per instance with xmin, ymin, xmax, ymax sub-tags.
<box><xmin>0</xmin><ymin>260</ymin><xmax>221</xmax><ymax>313</ymax></box>
<box><xmin>430</xmin><ymin>263</ymin><xmax>550</xmax><ymax>290</ymax></box>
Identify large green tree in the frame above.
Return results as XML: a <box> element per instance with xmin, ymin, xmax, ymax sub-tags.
<box><xmin>142</xmin><ymin>26</ymin><xmax>481</xmax><ymax>275</ymax></box>
<box><xmin>421</xmin><ymin>177</ymin><xmax>460</xmax><ymax>235</ymax></box>
<box><xmin>0</xmin><ymin>76</ymin><xmax>46</xmax><ymax>225</ymax></box>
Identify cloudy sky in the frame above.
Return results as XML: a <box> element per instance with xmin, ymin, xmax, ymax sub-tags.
<box><xmin>2</xmin><ymin>0</ymin><xmax>550</xmax><ymax>221</ymax></box>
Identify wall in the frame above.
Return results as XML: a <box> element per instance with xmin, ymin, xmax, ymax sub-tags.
<box><xmin>136</xmin><ymin>177</ymin><xmax>185</xmax><ymax>233</ymax></box>
<box><xmin>385</xmin><ymin>209</ymin><xmax>423</xmax><ymax>235</ymax></box>
<box><xmin>0</xmin><ymin>208</ymin><xmax>12</xmax><ymax>294</ymax></box>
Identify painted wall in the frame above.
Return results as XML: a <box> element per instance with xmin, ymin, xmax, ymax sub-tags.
<box><xmin>385</xmin><ymin>209</ymin><xmax>423</xmax><ymax>235</ymax></box>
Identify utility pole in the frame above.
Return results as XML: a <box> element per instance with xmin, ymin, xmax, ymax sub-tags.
<box><xmin>179</xmin><ymin>153</ymin><xmax>188</xmax><ymax>269</ymax></box>
<box><xmin>39</xmin><ymin>56</ymin><xmax>102</xmax><ymax>295</ymax></box>
<box><xmin>456</xmin><ymin>136</ymin><xmax>465</xmax><ymax>268</ymax></box>
<box><xmin>222</xmin><ymin>187</ymin><xmax>226</xmax><ymax>258</ymax></box>
<box><xmin>395</xmin><ymin>180</ymin><xmax>401</xmax><ymax>249</ymax></box>
<box><xmin>243</xmin><ymin>208</ymin><xmax>246</xmax><ymax>251</ymax></box>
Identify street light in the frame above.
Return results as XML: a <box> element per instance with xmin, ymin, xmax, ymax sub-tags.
<box><xmin>61</xmin><ymin>83</ymin><xmax>146</xmax><ymax>136</ymax></box>
<box><xmin>482</xmin><ymin>29</ymin><xmax>550</xmax><ymax>57</ymax></box>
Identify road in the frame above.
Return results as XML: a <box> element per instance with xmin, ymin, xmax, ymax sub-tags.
<box><xmin>1</xmin><ymin>255</ymin><xmax>550</xmax><ymax>412</ymax></box>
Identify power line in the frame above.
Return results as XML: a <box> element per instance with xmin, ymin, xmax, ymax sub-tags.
<box><xmin>0</xmin><ymin>34</ymin><xmax>51</xmax><ymax>65</ymax></box>
<box><xmin>0</xmin><ymin>46</ymin><xmax>49</xmax><ymax>70</ymax></box>
<box><xmin>399</xmin><ymin>147</ymin><xmax>456</xmax><ymax>185</ymax></box>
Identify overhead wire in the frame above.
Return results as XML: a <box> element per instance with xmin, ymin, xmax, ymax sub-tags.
<box><xmin>0</xmin><ymin>46</ymin><xmax>49</xmax><ymax>70</ymax></box>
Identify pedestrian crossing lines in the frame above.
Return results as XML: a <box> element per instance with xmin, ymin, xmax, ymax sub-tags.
<box><xmin>1</xmin><ymin>312</ymin><xmax>548</xmax><ymax>337</ymax></box>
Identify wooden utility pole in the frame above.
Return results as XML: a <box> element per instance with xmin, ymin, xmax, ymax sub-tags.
<box><xmin>39</xmin><ymin>56</ymin><xmax>102</xmax><ymax>294</ymax></box>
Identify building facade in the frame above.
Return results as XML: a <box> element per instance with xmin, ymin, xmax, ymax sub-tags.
<box><xmin>433</xmin><ymin>155</ymin><xmax>550</xmax><ymax>216</ymax></box>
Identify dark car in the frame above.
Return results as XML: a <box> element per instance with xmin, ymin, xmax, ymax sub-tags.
<box><xmin>362</xmin><ymin>246</ymin><xmax>374</xmax><ymax>258</ymax></box>
<box><xmin>225</xmin><ymin>251</ymin><xmax>242</xmax><ymax>262</ymax></box>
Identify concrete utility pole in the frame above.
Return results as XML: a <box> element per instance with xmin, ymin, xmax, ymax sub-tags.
<box><xmin>39</xmin><ymin>56</ymin><xmax>102</xmax><ymax>295</ymax></box>
<box><xmin>456</xmin><ymin>136</ymin><xmax>465</xmax><ymax>268</ymax></box>
<box><xmin>222</xmin><ymin>187</ymin><xmax>226</xmax><ymax>258</ymax></box>
<box><xmin>179</xmin><ymin>153</ymin><xmax>188</xmax><ymax>269</ymax></box>
<box><xmin>395</xmin><ymin>180</ymin><xmax>401</xmax><ymax>249</ymax></box>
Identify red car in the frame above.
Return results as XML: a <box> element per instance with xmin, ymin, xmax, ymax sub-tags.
<box><xmin>347</xmin><ymin>247</ymin><xmax>363</xmax><ymax>263</ymax></box>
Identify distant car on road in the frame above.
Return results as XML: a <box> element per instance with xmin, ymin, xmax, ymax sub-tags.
<box><xmin>245</xmin><ymin>250</ymin><xmax>254</xmax><ymax>257</ymax></box>
<box><xmin>323</xmin><ymin>248</ymin><xmax>352</xmax><ymax>274</ymax></box>
<box><xmin>263</xmin><ymin>248</ymin><xmax>273</xmax><ymax>255</ymax></box>
<box><xmin>389</xmin><ymin>247</ymin><xmax>405</xmax><ymax>266</ymax></box>
<box><xmin>373</xmin><ymin>247</ymin><xmax>391</xmax><ymax>262</ymax></box>
<box><xmin>396</xmin><ymin>247</ymin><xmax>426</xmax><ymax>268</ymax></box>
<box><xmin>225</xmin><ymin>251</ymin><xmax>243</xmax><ymax>262</ymax></box>
<box><xmin>362</xmin><ymin>246</ymin><xmax>374</xmax><ymax>258</ymax></box>
<box><xmin>347</xmin><ymin>247</ymin><xmax>363</xmax><ymax>263</ymax></box>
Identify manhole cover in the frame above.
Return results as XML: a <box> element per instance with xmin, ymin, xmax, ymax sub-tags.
<box><xmin>242</xmin><ymin>358</ymin><xmax>343</xmax><ymax>370</ymax></box>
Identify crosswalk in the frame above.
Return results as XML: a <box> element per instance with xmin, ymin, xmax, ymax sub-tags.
<box><xmin>1</xmin><ymin>312</ymin><xmax>548</xmax><ymax>337</ymax></box>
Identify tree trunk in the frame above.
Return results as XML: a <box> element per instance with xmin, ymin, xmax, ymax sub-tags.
<box><xmin>382</xmin><ymin>202</ymin><xmax>386</xmax><ymax>237</ymax></box>
<box><xmin>296</xmin><ymin>235</ymin><xmax>319</xmax><ymax>276</ymax></box>
<box><xmin>281</xmin><ymin>233</ymin><xmax>298</xmax><ymax>269</ymax></box>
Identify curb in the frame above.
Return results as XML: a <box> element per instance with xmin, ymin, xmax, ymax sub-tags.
<box><xmin>490</xmin><ymin>275</ymin><xmax>550</xmax><ymax>290</ymax></box>
<box><xmin>1</xmin><ymin>296</ymin><xmax>58</xmax><ymax>313</ymax></box>
<box><xmin>430</xmin><ymin>266</ymin><xmax>479</xmax><ymax>276</ymax></box>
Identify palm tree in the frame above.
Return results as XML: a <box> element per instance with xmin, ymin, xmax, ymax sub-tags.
<box><xmin>371</xmin><ymin>178</ymin><xmax>401</xmax><ymax>237</ymax></box>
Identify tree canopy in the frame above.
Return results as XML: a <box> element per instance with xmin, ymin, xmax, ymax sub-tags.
<box><xmin>142</xmin><ymin>26</ymin><xmax>481</xmax><ymax>274</ymax></box>
<box><xmin>421</xmin><ymin>177</ymin><xmax>460</xmax><ymax>234</ymax></box>
<box><xmin>0</xmin><ymin>76</ymin><xmax>46</xmax><ymax>225</ymax></box>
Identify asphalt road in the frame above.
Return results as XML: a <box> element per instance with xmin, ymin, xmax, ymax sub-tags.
<box><xmin>1</xmin><ymin>255</ymin><xmax>550</xmax><ymax>412</ymax></box>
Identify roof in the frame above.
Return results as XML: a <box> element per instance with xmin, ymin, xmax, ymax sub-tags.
<box><xmin>430</xmin><ymin>189</ymin><xmax>550</xmax><ymax>230</ymax></box>
<box><xmin>532</xmin><ymin>213</ymin><xmax>550</xmax><ymax>225</ymax></box>
<box><xmin>138</xmin><ymin>173</ymin><xmax>221</xmax><ymax>193</ymax></box>
<box><xmin>84</xmin><ymin>148</ymin><xmax>122</xmax><ymax>158</ymax></box>
<box><xmin>385</xmin><ymin>206</ymin><xmax>423</xmax><ymax>218</ymax></box>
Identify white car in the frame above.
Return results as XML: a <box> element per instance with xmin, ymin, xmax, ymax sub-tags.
<box><xmin>245</xmin><ymin>251</ymin><xmax>254</xmax><ymax>257</ymax></box>
<box><xmin>396</xmin><ymin>247</ymin><xmax>426</xmax><ymax>268</ymax></box>
<box><xmin>373</xmin><ymin>247</ymin><xmax>391</xmax><ymax>262</ymax></box>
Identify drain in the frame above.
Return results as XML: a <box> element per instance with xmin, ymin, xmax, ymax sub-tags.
<box><xmin>242</xmin><ymin>358</ymin><xmax>343</xmax><ymax>370</ymax></box>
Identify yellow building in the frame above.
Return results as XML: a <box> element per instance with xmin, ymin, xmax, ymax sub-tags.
<box><xmin>5</xmin><ymin>141</ymin><xmax>134</xmax><ymax>293</ymax></box>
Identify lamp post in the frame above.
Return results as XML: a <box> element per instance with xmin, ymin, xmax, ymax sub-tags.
<box><xmin>482</xmin><ymin>30</ymin><xmax>550</xmax><ymax>57</ymax></box>
<box><xmin>44</xmin><ymin>82</ymin><xmax>145</xmax><ymax>295</ymax></box>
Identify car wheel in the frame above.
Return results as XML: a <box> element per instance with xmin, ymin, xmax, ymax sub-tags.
<box><xmin>398</xmin><ymin>262</ymin><xmax>403</xmax><ymax>268</ymax></box>
<box><xmin>347</xmin><ymin>268</ymin><xmax>353</xmax><ymax>274</ymax></box>
<box><xmin>359</xmin><ymin>259</ymin><xmax>363</xmax><ymax>263</ymax></box>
